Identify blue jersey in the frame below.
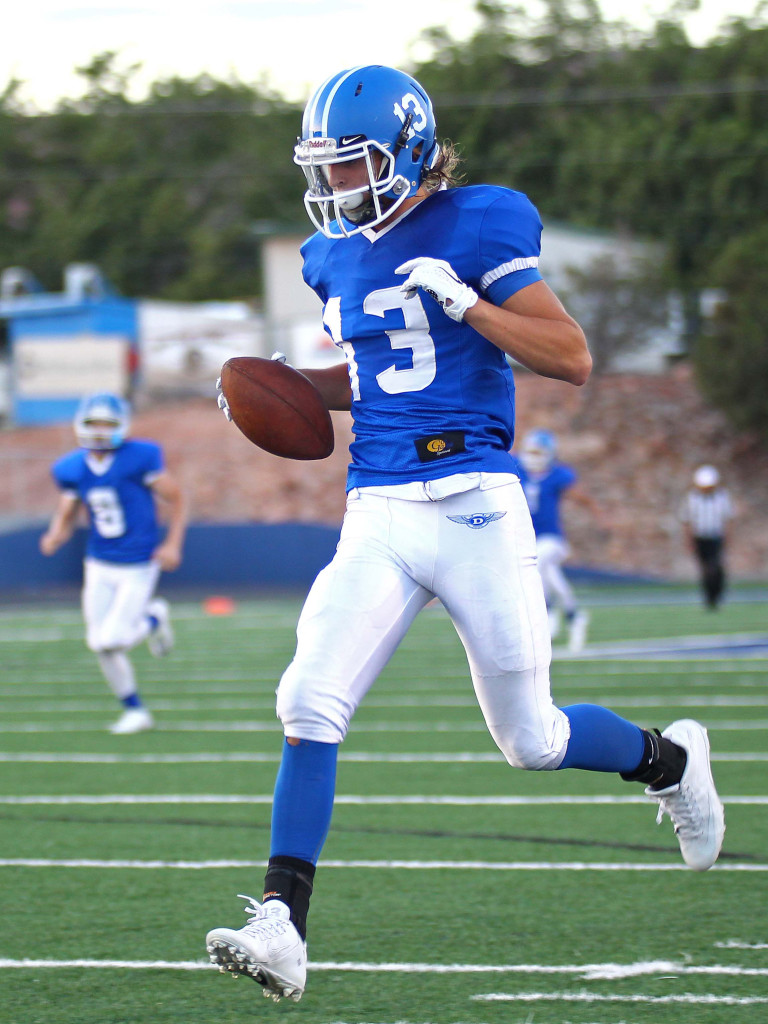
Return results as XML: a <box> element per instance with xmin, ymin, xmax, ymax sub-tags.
<box><xmin>301</xmin><ymin>185</ymin><xmax>543</xmax><ymax>490</ymax></box>
<box><xmin>51</xmin><ymin>439</ymin><xmax>164</xmax><ymax>563</ymax></box>
<box><xmin>512</xmin><ymin>460</ymin><xmax>577</xmax><ymax>537</ymax></box>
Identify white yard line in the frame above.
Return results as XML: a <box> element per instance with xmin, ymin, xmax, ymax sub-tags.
<box><xmin>0</xmin><ymin>700</ymin><xmax>280</xmax><ymax>713</ymax></box>
<box><xmin>473</xmin><ymin>991</ymin><xmax>768</xmax><ymax>1005</ymax></box>
<box><xmin>1</xmin><ymin>666</ymin><xmax>764</xmax><ymax>693</ymax></box>
<box><xmin>0</xmin><ymin>750</ymin><xmax>765</xmax><ymax>763</ymax></box>
<box><xmin>0</xmin><ymin>793</ymin><xmax>764</xmax><ymax>805</ymax></box>
<box><xmin>4</xmin><ymin>718</ymin><xmax>768</xmax><ymax>733</ymax></box>
<box><xmin>7</xmin><ymin>694</ymin><xmax>768</xmax><ymax>712</ymax></box>
<box><xmin>0</xmin><ymin>857</ymin><xmax>766</xmax><ymax>870</ymax></box>
<box><xmin>0</xmin><ymin>751</ymin><xmax>502</xmax><ymax>763</ymax></box>
<box><xmin>0</xmin><ymin>956</ymin><xmax>766</xmax><ymax>978</ymax></box>
<box><xmin>557</xmin><ymin>664</ymin><xmax>767</xmax><ymax>674</ymax></box>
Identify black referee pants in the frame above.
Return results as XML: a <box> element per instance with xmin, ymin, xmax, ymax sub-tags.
<box><xmin>694</xmin><ymin>536</ymin><xmax>726</xmax><ymax>608</ymax></box>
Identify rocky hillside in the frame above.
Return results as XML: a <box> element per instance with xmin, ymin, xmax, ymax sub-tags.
<box><xmin>4</xmin><ymin>363</ymin><xmax>767</xmax><ymax>580</ymax></box>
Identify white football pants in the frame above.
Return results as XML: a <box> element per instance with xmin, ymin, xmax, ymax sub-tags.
<box><xmin>535</xmin><ymin>533</ymin><xmax>577</xmax><ymax>615</ymax></box>
<box><xmin>82</xmin><ymin>557</ymin><xmax>160</xmax><ymax>653</ymax></box>
<box><xmin>276</xmin><ymin>478</ymin><xmax>570</xmax><ymax>770</ymax></box>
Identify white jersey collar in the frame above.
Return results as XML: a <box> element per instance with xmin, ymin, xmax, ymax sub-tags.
<box><xmin>361</xmin><ymin>190</ymin><xmax>437</xmax><ymax>242</ymax></box>
<box><xmin>85</xmin><ymin>452</ymin><xmax>116</xmax><ymax>476</ymax></box>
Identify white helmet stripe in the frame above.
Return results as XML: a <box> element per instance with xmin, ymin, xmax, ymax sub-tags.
<box><xmin>316</xmin><ymin>66</ymin><xmax>366</xmax><ymax>136</ymax></box>
<box><xmin>306</xmin><ymin>73</ymin><xmax>336</xmax><ymax>133</ymax></box>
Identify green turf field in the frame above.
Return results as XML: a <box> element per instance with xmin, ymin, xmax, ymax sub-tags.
<box><xmin>1</xmin><ymin>588</ymin><xmax>767</xmax><ymax>1024</ymax></box>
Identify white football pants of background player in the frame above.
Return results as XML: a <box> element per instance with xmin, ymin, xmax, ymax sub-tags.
<box><xmin>83</xmin><ymin>557</ymin><xmax>160</xmax><ymax>700</ymax></box>
<box><xmin>276</xmin><ymin>474</ymin><xmax>571</xmax><ymax>771</ymax></box>
<box><xmin>534</xmin><ymin>532</ymin><xmax>578</xmax><ymax>628</ymax></box>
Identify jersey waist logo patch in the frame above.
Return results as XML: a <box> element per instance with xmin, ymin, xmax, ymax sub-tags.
<box><xmin>414</xmin><ymin>431</ymin><xmax>466</xmax><ymax>463</ymax></box>
<box><xmin>447</xmin><ymin>512</ymin><xmax>507</xmax><ymax>529</ymax></box>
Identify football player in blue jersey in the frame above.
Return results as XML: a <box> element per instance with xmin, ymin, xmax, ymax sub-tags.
<box><xmin>512</xmin><ymin>428</ymin><xmax>598</xmax><ymax>652</ymax></box>
<box><xmin>39</xmin><ymin>392</ymin><xmax>187</xmax><ymax>734</ymax></box>
<box><xmin>207</xmin><ymin>66</ymin><xmax>725</xmax><ymax>1002</ymax></box>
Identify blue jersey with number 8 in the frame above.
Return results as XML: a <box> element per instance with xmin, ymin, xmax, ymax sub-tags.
<box><xmin>51</xmin><ymin>439</ymin><xmax>164</xmax><ymax>563</ymax></box>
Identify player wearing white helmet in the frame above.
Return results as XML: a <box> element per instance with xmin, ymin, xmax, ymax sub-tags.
<box><xmin>40</xmin><ymin>392</ymin><xmax>187</xmax><ymax>733</ymax></box>
<box><xmin>514</xmin><ymin>428</ymin><xmax>594</xmax><ymax>651</ymax></box>
<box><xmin>207</xmin><ymin>65</ymin><xmax>725</xmax><ymax>1003</ymax></box>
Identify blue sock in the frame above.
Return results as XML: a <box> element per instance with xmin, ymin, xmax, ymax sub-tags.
<box><xmin>148</xmin><ymin>614</ymin><xmax>159</xmax><ymax>632</ymax></box>
<box><xmin>557</xmin><ymin>704</ymin><xmax>646</xmax><ymax>773</ymax></box>
<box><xmin>121</xmin><ymin>693</ymin><xmax>142</xmax><ymax>709</ymax></box>
<box><xmin>270</xmin><ymin>738</ymin><xmax>338</xmax><ymax>865</ymax></box>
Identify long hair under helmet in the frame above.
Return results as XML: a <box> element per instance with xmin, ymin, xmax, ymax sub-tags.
<box><xmin>294</xmin><ymin>65</ymin><xmax>439</xmax><ymax>239</ymax></box>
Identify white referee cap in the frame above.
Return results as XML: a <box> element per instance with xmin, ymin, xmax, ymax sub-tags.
<box><xmin>693</xmin><ymin>465</ymin><xmax>720</xmax><ymax>488</ymax></box>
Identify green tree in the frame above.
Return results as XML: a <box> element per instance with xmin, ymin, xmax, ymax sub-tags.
<box><xmin>2</xmin><ymin>5</ymin><xmax>768</xmax><ymax>317</ymax></box>
<box><xmin>693</xmin><ymin>224</ymin><xmax>768</xmax><ymax>441</ymax></box>
<box><xmin>414</xmin><ymin>1</ymin><xmax>768</xmax><ymax>349</ymax></box>
<box><xmin>558</xmin><ymin>252</ymin><xmax>671</xmax><ymax>374</ymax></box>
<box><xmin>0</xmin><ymin>53</ymin><xmax>304</xmax><ymax>300</ymax></box>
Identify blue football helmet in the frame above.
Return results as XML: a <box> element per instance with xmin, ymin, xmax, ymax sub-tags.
<box><xmin>294</xmin><ymin>65</ymin><xmax>439</xmax><ymax>238</ymax></box>
<box><xmin>74</xmin><ymin>392</ymin><xmax>131</xmax><ymax>450</ymax></box>
<box><xmin>520</xmin><ymin>428</ymin><xmax>558</xmax><ymax>474</ymax></box>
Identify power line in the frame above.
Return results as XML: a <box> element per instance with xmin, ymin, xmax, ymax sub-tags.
<box><xmin>3</xmin><ymin>78</ymin><xmax>768</xmax><ymax>118</ymax></box>
<box><xmin>2</xmin><ymin>142</ymin><xmax>766</xmax><ymax>185</ymax></box>
<box><xmin>436</xmin><ymin>78</ymin><xmax>768</xmax><ymax>108</ymax></box>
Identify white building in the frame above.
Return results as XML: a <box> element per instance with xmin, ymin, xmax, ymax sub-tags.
<box><xmin>259</xmin><ymin>222</ymin><xmax>686</xmax><ymax>373</ymax></box>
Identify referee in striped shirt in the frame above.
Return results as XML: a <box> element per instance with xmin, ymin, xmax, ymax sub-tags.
<box><xmin>680</xmin><ymin>465</ymin><xmax>734</xmax><ymax>609</ymax></box>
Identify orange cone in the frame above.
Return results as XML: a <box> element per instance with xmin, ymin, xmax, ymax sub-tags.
<box><xmin>203</xmin><ymin>595</ymin><xmax>236</xmax><ymax>616</ymax></box>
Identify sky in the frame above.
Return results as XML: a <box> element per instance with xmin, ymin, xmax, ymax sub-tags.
<box><xmin>2</xmin><ymin>1</ymin><xmax>763</xmax><ymax>111</ymax></box>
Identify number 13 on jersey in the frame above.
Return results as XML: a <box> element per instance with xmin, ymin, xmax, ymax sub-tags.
<box><xmin>323</xmin><ymin>289</ymin><xmax>437</xmax><ymax>399</ymax></box>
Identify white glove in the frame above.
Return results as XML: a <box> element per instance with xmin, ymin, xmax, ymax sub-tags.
<box><xmin>270</xmin><ymin>351</ymin><xmax>289</xmax><ymax>364</ymax></box>
<box><xmin>395</xmin><ymin>257</ymin><xmax>479</xmax><ymax>322</ymax></box>
<box><xmin>215</xmin><ymin>376</ymin><xmax>232</xmax><ymax>421</ymax></box>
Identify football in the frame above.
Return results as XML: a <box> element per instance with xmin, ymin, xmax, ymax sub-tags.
<box><xmin>220</xmin><ymin>356</ymin><xmax>334</xmax><ymax>460</ymax></box>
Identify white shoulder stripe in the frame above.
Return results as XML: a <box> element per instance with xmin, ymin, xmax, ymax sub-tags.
<box><xmin>480</xmin><ymin>257</ymin><xmax>539</xmax><ymax>292</ymax></box>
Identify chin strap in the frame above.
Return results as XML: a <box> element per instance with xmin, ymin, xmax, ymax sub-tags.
<box><xmin>392</xmin><ymin>112</ymin><xmax>413</xmax><ymax>156</ymax></box>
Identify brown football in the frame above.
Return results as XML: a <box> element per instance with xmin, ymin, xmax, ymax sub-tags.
<box><xmin>220</xmin><ymin>356</ymin><xmax>334</xmax><ymax>460</ymax></box>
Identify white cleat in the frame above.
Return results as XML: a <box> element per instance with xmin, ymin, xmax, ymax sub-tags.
<box><xmin>567</xmin><ymin>610</ymin><xmax>589</xmax><ymax>653</ymax></box>
<box><xmin>109</xmin><ymin>707</ymin><xmax>154</xmax><ymax>735</ymax></box>
<box><xmin>147</xmin><ymin>598</ymin><xmax>174</xmax><ymax>657</ymax></box>
<box><xmin>206</xmin><ymin>896</ymin><xmax>306</xmax><ymax>1003</ymax></box>
<box><xmin>646</xmin><ymin>719</ymin><xmax>725</xmax><ymax>871</ymax></box>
